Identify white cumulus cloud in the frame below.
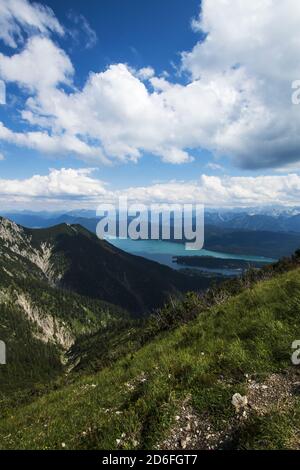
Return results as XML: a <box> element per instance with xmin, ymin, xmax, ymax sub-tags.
<box><xmin>0</xmin><ymin>0</ymin><xmax>64</xmax><ymax>48</ymax></box>
<box><xmin>0</xmin><ymin>36</ymin><xmax>73</xmax><ymax>90</ymax></box>
<box><xmin>0</xmin><ymin>168</ymin><xmax>107</xmax><ymax>198</ymax></box>
<box><xmin>0</xmin><ymin>0</ymin><xmax>300</xmax><ymax>171</ymax></box>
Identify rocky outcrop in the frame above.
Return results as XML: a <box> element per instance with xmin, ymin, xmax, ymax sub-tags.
<box><xmin>0</xmin><ymin>217</ymin><xmax>62</xmax><ymax>284</ymax></box>
<box><xmin>16</xmin><ymin>293</ymin><xmax>74</xmax><ymax>350</ymax></box>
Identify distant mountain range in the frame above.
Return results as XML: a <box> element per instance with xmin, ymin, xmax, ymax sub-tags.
<box><xmin>205</xmin><ymin>211</ymin><xmax>300</xmax><ymax>233</ymax></box>
<box><xmin>3</xmin><ymin>208</ymin><xmax>300</xmax><ymax>259</ymax></box>
<box><xmin>5</xmin><ymin>207</ymin><xmax>300</xmax><ymax>233</ymax></box>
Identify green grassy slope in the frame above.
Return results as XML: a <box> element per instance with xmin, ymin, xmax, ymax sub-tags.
<box><xmin>1</xmin><ymin>266</ymin><xmax>300</xmax><ymax>450</ymax></box>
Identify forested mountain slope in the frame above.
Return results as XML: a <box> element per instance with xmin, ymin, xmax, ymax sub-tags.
<box><xmin>0</xmin><ymin>217</ymin><xmax>206</xmax><ymax>314</ymax></box>
<box><xmin>0</xmin><ymin>216</ymin><xmax>206</xmax><ymax>393</ymax></box>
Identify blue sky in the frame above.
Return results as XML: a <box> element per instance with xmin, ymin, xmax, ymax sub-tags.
<box><xmin>0</xmin><ymin>0</ymin><xmax>300</xmax><ymax>209</ymax></box>
<box><xmin>46</xmin><ymin>0</ymin><xmax>202</xmax><ymax>83</ymax></box>
<box><xmin>0</xmin><ymin>0</ymin><xmax>210</xmax><ymax>185</ymax></box>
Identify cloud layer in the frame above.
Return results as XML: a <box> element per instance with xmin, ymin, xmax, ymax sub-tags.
<box><xmin>1</xmin><ymin>168</ymin><xmax>300</xmax><ymax>210</ymax></box>
<box><xmin>0</xmin><ymin>0</ymin><xmax>300</xmax><ymax>169</ymax></box>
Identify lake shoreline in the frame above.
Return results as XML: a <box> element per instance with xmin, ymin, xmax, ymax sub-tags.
<box><xmin>107</xmin><ymin>238</ymin><xmax>275</xmax><ymax>275</ymax></box>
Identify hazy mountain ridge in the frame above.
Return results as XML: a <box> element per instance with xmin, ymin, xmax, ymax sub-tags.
<box><xmin>4</xmin><ymin>210</ymin><xmax>300</xmax><ymax>260</ymax></box>
<box><xmin>205</xmin><ymin>211</ymin><xmax>300</xmax><ymax>233</ymax></box>
<box><xmin>5</xmin><ymin>208</ymin><xmax>300</xmax><ymax>234</ymax></box>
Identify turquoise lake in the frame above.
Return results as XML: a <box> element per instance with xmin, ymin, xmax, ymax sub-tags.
<box><xmin>107</xmin><ymin>238</ymin><xmax>275</xmax><ymax>273</ymax></box>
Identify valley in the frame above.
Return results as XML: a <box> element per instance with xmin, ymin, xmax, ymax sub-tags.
<box><xmin>1</xmin><ymin>214</ymin><xmax>300</xmax><ymax>450</ymax></box>
<box><xmin>1</xmin><ymin>241</ymin><xmax>300</xmax><ymax>449</ymax></box>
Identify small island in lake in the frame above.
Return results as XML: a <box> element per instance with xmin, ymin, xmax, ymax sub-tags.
<box><xmin>174</xmin><ymin>256</ymin><xmax>271</xmax><ymax>270</ymax></box>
